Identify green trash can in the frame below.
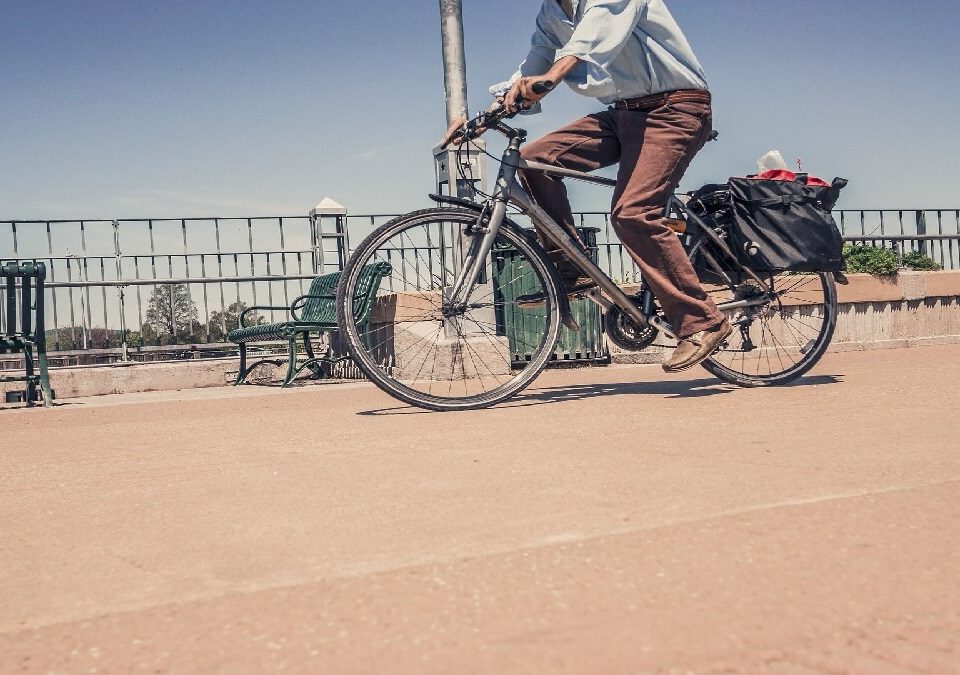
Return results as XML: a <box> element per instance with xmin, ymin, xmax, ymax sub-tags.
<box><xmin>494</xmin><ymin>227</ymin><xmax>608</xmax><ymax>366</ymax></box>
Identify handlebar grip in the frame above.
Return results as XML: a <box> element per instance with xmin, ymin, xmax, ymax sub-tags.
<box><xmin>532</xmin><ymin>80</ymin><xmax>556</xmax><ymax>95</ymax></box>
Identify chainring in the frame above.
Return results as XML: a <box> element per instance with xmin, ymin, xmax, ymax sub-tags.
<box><xmin>604</xmin><ymin>305</ymin><xmax>659</xmax><ymax>352</ymax></box>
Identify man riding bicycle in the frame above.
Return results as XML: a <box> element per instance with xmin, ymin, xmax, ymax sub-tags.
<box><xmin>473</xmin><ymin>0</ymin><xmax>731</xmax><ymax>372</ymax></box>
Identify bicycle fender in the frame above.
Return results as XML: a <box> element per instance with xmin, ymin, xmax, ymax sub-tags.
<box><xmin>428</xmin><ymin>193</ymin><xmax>485</xmax><ymax>211</ymax></box>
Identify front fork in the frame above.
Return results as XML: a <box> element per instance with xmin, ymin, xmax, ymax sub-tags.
<box><xmin>445</xmin><ymin>135</ymin><xmax>522</xmax><ymax>310</ymax></box>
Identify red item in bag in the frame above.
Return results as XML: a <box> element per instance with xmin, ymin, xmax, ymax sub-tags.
<box><xmin>755</xmin><ymin>169</ymin><xmax>831</xmax><ymax>187</ymax></box>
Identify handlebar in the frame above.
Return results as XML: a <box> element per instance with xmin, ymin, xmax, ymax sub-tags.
<box><xmin>441</xmin><ymin>80</ymin><xmax>556</xmax><ymax>149</ymax></box>
<box><xmin>531</xmin><ymin>80</ymin><xmax>555</xmax><ymax>95</ymax></box>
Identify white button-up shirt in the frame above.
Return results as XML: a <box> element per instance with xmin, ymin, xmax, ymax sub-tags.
<box><xmin>491</xmin><ymin>0</ymin><xmax>708</xmax><ymax>107</ymax></box>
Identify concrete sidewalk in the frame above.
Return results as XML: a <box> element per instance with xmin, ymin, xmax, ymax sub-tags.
<box><xmin>2</xmin><ymin>345</ymin><xmax>959</xmax><ymax>673</ymax></box>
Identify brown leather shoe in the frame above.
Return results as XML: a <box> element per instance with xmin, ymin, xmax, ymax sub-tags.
<box><xmin>662</xmin><ymin>318</ymin><xmax>732</xmax><ymax>373</ymax></box>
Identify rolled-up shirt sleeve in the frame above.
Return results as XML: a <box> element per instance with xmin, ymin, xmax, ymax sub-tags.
<box><xmin>556</xmin><ymin>0</ymin><xmax>648</xmax><ymax>71</ymax></box>
<box><xmin>489</xmin><ymin>9</ymin><xmax>562</xmax><ymax>98</ymax></box>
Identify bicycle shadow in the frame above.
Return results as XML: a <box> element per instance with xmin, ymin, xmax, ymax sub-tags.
<box><xmin>356</xmin><ymin>374</ymin><xmax>843</xmax><ymax>415</ymax></box>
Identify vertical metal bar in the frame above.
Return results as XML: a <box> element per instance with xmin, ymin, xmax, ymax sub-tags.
<box><xmin>952</xmin><ymin>211</ymin><xmax>958</xmax><ymax>270</ymax></box>
<box><xmin>309</xmin><ymin>213</ymin><xmax>321</xmax><ymax>275</ymax></box>
<box><xmin>915</xmin><ymin>210</ymin><xmax>927</xmax><ymax>257</ymax></box>
<box><xmin>113</xmin><ymin>220</ymin><xmax>129</xmax><ymax>360</ymax></box>
<box><xmin>215</xmin><ymin>219</ymin><xmax>227</xmax><ymax>337</ymax></box>
<box><xmin>148</xmin><ymin>220</ymin><xmax>158</xmax><ymax>344</ymax></box>
<box><xmin>168</xmin><ymin>255</ymin><xmax>176</xmax><ymax>339</ymax></box>
<box><xmin>19</xmin><ymin>267</ymin><xmax>31</xmax><ymax>336</ymax></box>
<box><xmin>45</xmin><ymin>221</ymin><xmax>61</xmax><ymax>350</ymax></box>
<box><xmin>66</xmin><ymin>256</ymin><xmax>77</xmax><ymax>349</ymax></box>
<box><xmin>247</xmin><ymin>218</ymin><xmax>257</xmax><ymax>309</ymax></box>
<box><xmin>3</xmin><ymin>267</ymin><xmax>13</xmax><ymax>337</ymax></box>
<box><xmin>134</xmin><ymin>256</ymin><xmax>145</xmax><ymax>348</ymax></box>
<box><xmin>265</xmin><ymin>224</ymin><xmax>274</xmax><ymax>310</ymax></box>
<box><xmin>181</xmin><ymin>219</ymin><xmax>194</xmax><ymax>338</ymax></box>
<box><xmin>200</xmin><ymin>251</ymin><xmax>211</xmax><ymax>342</ymax></box>
<box><xmin>279</xmin><ymin>218</ymin><xmax>290</xmax><ymax>310</ymax></box>
<box><xmin>337</xmin><ymin>214</ymin><xmax>350</xmax><ymax>269</ymax></box>
<box><xmin>934</xmin><ymin>210</ymin><xmax>943</xmax><ymax>268</ymax></box>
<box><xmin>80</xmin><ymin>221</ymin><xmax>91</xmax><ymax>349</ymax></box>
<box><xmin>100</xmin><ymin>256</ymin><xmax>108</xmax><ymax>347</ymax></box>
<box><xmin>426</xmin><ymin>224</ymin><xmax>436</xmax><ymax>288</ymax></box>
<box><xmin>234</xmin><ymin>254</ymin><xmax>243</xmax><ymax>322</ymax></box>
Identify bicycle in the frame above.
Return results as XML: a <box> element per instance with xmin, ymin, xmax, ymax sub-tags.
<box><xmin>336</xmin><ymin>88</ymin><xmax>838</xmax><ymax>411</ymax></box>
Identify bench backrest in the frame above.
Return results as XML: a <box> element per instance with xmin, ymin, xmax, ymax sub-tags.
<box><xmin>297</xmin><ymin>262</ymin><xmax>392</xmax><ymax>326</ymax></box>
<box><xmin>1</xmin><ymin>262</ymin><xmax>46</xmax><ymax>350</ymax></box>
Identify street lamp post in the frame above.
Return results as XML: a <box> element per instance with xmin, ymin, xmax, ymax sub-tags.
<box><xmin>435</xmin><ymin>0</ymin><xmax>485</xmax><ymax>199</ymax></box>
<box><xmin>436</xmin><ymin>0</ymin><xmax>492</xmax><ymax>341</ymax></box>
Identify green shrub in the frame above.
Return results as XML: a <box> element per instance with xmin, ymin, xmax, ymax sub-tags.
<box><xmin>901</xmin><ymin>250</ymin><xmax>942</xmax><ymax>271</ymax></box>
<box><xmin>842</xmin><ymin>244</ymin><xmax>899</xmax><ymax>276</ymax></box>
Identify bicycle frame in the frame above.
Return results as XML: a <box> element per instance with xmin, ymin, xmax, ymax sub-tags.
<box><xmin>446</xmin><ymin>128</ymin><xmax>775</xmax><ymax>340</ymax></box>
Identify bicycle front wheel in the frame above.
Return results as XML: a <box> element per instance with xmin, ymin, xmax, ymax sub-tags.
<box><xmin>336</xmin><ymin>208</ymin><xmax>563</xmax><ymax>411</ymax></box>
<box><xmin>689</xmin><ymin>237</ymin><xmax>838</xmax><ymax>386</ymax></box>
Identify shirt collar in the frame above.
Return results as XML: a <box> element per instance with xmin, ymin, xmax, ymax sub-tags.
<box><xmin>554</xmin><ymin>0</ymin><xmax>578</xmax><ymax>21</ymax></box>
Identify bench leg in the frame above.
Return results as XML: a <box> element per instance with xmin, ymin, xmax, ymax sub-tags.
<box><xmin>24</xmin><ymin>345</ymin><xmax>38</xmax><ymax>407</ymax></box>
<box><xmin>282</xmin><ymin>336</ymin><xmax>298</xmax><ymax>387</ymax></box>
<box><xmin>302</xmin><ymin>332</ymin><xmax>327</xmax><ymax>378</ymax></box>
<box><xmin>36</xmin><ymin>343</ymin><xmax>54</xmax><ymax>407</ymax></box>
<box><xmin>235</xmin><ymin>343</ymin><xmax>248</xmax><ymax>385</ymax></box>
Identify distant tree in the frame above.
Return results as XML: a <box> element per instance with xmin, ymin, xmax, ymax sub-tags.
<box><xmin>45</xmin><ymin>326</ymin><xmax>123</xmax><ymax>351</ymax></box>
<box><xmin>206</xmin><ymin>302</ymin><xmax>264</xmax><ymax>342</ymax></box>
<box><xmin>144</xmin><ymin>284</ymin><xmax>199</xmax><ymax>343</ymax></box>
<box><xmin>45</xmin><ymin>327</ymin><xmax>82</xmax><ymax>351</ymax></box>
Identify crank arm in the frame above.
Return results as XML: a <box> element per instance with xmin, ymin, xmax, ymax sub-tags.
<box><xmin>585</xmin><ymin>287</ymin><xmax>678</xmax><ymax>340</ymax></box>
<box><xmin>715</xmin><ymin>295</ymin><xmax>775</xmax><ymax>312</ymax></box>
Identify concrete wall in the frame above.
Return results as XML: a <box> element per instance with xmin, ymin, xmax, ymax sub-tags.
<box><xmin>3</xmin><ymin>271</ymin><xmax>959</xmax><ymax>401</ymax></box>
<box><xmin>611</xmin><ymin>270</ymin><xmax>960</xmax><ymax>364</ymax></box>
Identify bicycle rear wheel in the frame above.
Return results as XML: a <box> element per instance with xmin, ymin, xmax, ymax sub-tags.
<box><xmin>689</xmin><ymin>236</ymin><xmax>838</xmax><ymax>387</ymax></box>
<box><xmin>336</xmin><ymin>208</ymin><xmax>563</xmax><ymax>411</ymax></box>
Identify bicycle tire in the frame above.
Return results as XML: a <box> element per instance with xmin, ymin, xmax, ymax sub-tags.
<box><xmin>688</xmin><ymin>235</ymin><xmax>838</xmax><ymax>387</ymax></box>
<box><xmin>336</xmin><ymin>207</ymin><xmax>563</xmax><ymax>411</ymax></box>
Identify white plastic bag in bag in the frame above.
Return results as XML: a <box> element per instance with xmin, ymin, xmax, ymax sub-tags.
<box><xmin>757</xmin><ymin>150</ymin><xmax>788</xmax><ymax>172</ymax></box>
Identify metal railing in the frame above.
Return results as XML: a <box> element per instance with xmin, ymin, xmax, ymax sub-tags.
<box><xmin>1</xmin><ymin>214</ymin><xmax>348</xmax><ymax>364</ymax></box>
<box><xmin>2</xmin><ymin>208</ymin><xmax>959</xmax><ymax>369</ymax></box>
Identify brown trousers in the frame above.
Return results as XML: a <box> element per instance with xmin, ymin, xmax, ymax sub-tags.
<box><xmin>518</xmin><ymin>94</ymin><xmax>724</xmax><ymax>338</ymax></box>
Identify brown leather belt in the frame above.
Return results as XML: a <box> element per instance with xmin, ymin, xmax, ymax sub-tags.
<box><xmin>612</xmin><ymin>89</ymin><xmax>711</xmax><ymax>111</ymax></box>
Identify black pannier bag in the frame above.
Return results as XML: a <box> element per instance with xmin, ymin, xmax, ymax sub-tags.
<box><xmin>727</xmin><ymin>175</ymin><xmax>848</xmax><ymax>273</ymax></box>
<box><xmin>685</xmin><ymin>183</ymin><xmax>745</xmax><ymax>286</ymax></box>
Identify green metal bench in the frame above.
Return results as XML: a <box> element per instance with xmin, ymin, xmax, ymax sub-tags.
<box><xmin>227</xmin><ymin>263</ymin><xmax>391</xmax><ymax>387</ymax></box>
<box><xmin>1</xmin><ymin>261</ymin><xmax>54</xmax><ymax>406</ymax></box>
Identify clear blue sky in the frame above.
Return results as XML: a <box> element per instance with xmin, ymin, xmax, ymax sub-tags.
<box><xmin>2</xmin><ymin>0</ymin><xmax>959</xmax><ymax>219</ymax></box>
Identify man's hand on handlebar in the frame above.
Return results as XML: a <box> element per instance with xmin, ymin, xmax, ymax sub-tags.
<box><xmin>504</xmin><ymin>77</ymin><xmax>554</xmax><ymax>114</ymax></box>
<box><xmin>438</xmin><ymin>81</ymin><xmax>555</xmax><ymax>149</ymax></box>
<box><xmin>439</xmin><ymin>99</ymin><xmax>504</xmax><ymax>149</ymax></box>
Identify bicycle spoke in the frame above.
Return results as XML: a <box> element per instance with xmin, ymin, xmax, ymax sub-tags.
<box><xmin>339</xmin><ymin>211</ymin><xmax>560</xmax><ymax>410</ymax></box>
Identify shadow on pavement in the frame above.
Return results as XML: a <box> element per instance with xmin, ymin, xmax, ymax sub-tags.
<box><xmin>357</xmin><ymin>374</ymin><xmax>843</xmax><ymax>415</ymax></box>
<box><xmin>504</xmin><ymin>374</ymin><xmax>842</xmax><ymax>408</ymax></box>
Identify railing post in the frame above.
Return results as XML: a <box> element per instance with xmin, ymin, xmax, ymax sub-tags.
<box><xmin>916</xmin><ymin>210</ymin><xmax>927</xmax><ymax>257</ymax></box>
<box><xmin>113</xmin><ymin>220</ymin><xmax>129</xmax><ymax>361</ymax></box>
<box><xmin>310</xmin><ymin>198</ymin><xmax>348</xmax><ymax>273</ymax></box>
